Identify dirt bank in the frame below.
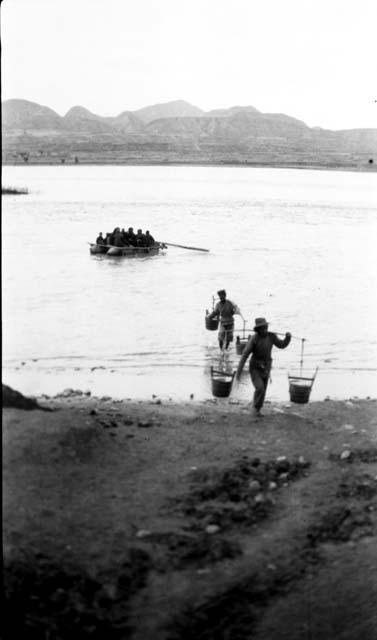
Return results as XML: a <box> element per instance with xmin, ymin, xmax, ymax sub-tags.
<box><xmin>3</xmin><ymin>390</ymin><xmax>377</xmax><ymax>639</ymax></box>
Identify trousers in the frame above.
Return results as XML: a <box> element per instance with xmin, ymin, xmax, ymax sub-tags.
<box><xmin>218</xmin><ymin>322</ymin><xmax>234</xmax><ymax>347</ymax></box>
<box><xmin>250</xmin><ymin>368</ymin><xmax>269</xmax><ymax>410</ymax></box>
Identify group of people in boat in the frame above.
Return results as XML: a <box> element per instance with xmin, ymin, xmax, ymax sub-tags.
<box><xmin>95</xmin><ymin>227</ymin><xmax>156</xmax><ymax>248</ymax></box>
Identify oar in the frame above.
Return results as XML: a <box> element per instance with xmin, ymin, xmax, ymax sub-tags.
<box><xmin>157</xmin><ymin>241</ymin><xmax>209</xmax><ymax>252</ymax></box>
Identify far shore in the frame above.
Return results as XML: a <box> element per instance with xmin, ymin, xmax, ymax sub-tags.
<box><xmin>2</xmin><ymin>160</ymin><xmax>376</xmax><ymax>173</ymax></box>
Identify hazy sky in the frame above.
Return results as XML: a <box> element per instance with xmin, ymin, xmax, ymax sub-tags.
<box><xmin>2</xmin><ymin>0</ymin><xmax>376</xmax><ymax>129</ymax></box>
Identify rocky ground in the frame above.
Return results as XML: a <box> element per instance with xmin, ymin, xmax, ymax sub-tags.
<box><xmin>3</xmin><ymin>386</ymin><xmax>377</xmax><ymax>639</ymax></box>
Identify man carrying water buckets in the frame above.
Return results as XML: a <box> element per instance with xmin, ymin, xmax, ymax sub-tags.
<box><xmin>207</xmin><ymin>289</ymin><xmax>242</xmax><ymax>350</ymax></box>
<box><xmin>236</xmin><ymin>317</ymin><xmax>291</xmax><ymax>418</ymax></box>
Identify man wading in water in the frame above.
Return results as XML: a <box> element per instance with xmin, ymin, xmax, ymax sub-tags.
<box><xmin>236</xmin><ymin>317</ymin><xmax>291</xmax><ymax>417</ymax></box>
<box><xmin>208</xmin><ymin>289</ymin><xmax>242</xmax><ymax>350</ymax></box>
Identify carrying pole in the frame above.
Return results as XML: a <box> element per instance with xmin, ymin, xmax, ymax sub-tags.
<box><xmin>274</xmin><ymin>332</ymin><xmax>304</xmax><ymax>341</ymax></box>
<box><xmin>300</xmin><ymin>338</ymin><xmax>306</xmax><ymax>377</ymax></box>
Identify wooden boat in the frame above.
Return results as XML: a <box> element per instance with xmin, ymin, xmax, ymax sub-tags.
<box><xmin>89</xmin><ymin>243</ymin><xmax>163</xmax><ymax>257</ymax></box>
<box><xmin>89</xmin><ymin>244</ymin><xmax>110</xmax><ymax>255</ymax></box>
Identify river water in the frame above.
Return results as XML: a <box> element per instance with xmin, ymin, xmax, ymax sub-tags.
<box><xmin>2</xmin><ymin>164</ymin><xmax>377</xmax><ymax>403</ymax></box>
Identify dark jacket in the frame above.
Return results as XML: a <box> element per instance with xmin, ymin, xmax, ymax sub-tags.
<box><xmin>209</xmin><ymin>299</ymin><xmax>240</xmax><ymax>326</ymax></box>
<box><xmin>126</xmin><ymin>232</ymin><xmax>137</xmax><ymax>246</ymax></box>
<box><xmin>238</xmin><ymin>332</ymin><xmax>291</xmax><ymax>376</ymax></box>
<box><xmin>113</xmin><ymin>232</ymin><xmax>125</xmax><ymax>247</ymax></box>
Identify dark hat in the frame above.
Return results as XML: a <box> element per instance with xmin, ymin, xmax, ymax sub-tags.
<box><xmin>217</xmin><ymin>289</ymin><xmax>226</xmax><ymax>296</ymax></box>
<box><xmin>254</xmin><ymin>317</ymin><xmax>268</xmax><ymax>330</ymax></box>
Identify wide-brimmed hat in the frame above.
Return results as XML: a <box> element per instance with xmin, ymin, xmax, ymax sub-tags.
<box><xmin>254</xmin><ymin>317</ymin><xmax>268</xmax><ymax>330</ymax></box>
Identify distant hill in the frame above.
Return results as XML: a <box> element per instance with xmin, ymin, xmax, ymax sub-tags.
<box><xmin>206</xmin><ymin>105</ymin><xmax>260</xmax><ymax>117</ymax></box>
<box><xmin>62</xmin><ymin>106</ymin><xmax>145</xmax><ymax>135</ymax></box>
<box><xmin>134</xmin><ymin>99</ymin><xmax>204</xmax><ymax>123</ymax></box>
<box><xmin>144</xmin><ymin>111</ymin><xmax>310</xmax><ymax>140</ymax></box>
<box><xmin>111</xmin><ymin>111</ymin><xmax>145</xmax><ymax>133</ymax></box>
<box><xmin>2</xmin><ymin>99</ymin><xmax>64</xmax><ymax>131</ymax></box>
<box><xmin>2</xmin><ymin>98</ymin><xmax>376</xmax><ymax>169</ymax></box>
<box><xmin>63</xmin><ymin>106</ymin><xmax>117</xmax><ymax>134</ymax></box>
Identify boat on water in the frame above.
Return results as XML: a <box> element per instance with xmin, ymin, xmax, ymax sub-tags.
<box><xmin>89</xmin><ymin>243</ymin><xmax>164</xmax><ymax>257</ymax></box>
<box><xmin>2</xmin><ymin>186</ymin><xmax>29</xmax><ymax>195</ymax></box>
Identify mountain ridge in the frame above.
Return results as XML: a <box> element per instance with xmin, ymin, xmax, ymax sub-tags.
<box><xmin>2</xmin><ymin>98</ymin><xmax>376</xmax><ymax>169</ymax></box>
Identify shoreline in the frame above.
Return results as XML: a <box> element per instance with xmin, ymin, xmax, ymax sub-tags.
<box><xmin>4</xmin><ymin>386</ymin><xmax>377</xmax><ymax>638</ymax></box>
<box><xmin>19</xmin><ymin>386</ymin><xmax>377</xmax><ymax>409</ymax></box>
<box><xmin>3</xmin><ymin>365</ymin><xmax>377</xmax><ymax>407</ymax></box>
<box><xmin>2</xmin><ymin>160</ymin><xmax>376</xmax><ymax>173</ymax></box>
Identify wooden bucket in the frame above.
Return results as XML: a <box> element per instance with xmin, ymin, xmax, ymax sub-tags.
<box><xmin>236</xmin><ymin>336</ymin><xmax>250</xmax><ymax>355</ymax></box>
<box><xmin>235</xmin><ymin>321</ymin><xmax>250</xmax><ymax>354</ymax></box>
<box><xmin>289</xmin><ymin>381</ymin><xmax>312</xmax><ymax>404</ymax></box>
<box><xmin>211</xmin><ymin>367</ymin><xmax>235</xmax><ymax>398</ymax></box>
<box><xmin>288</xmin><ymin>371</ymin><xmax>317</xmax><ymax>404</ymax></box>
<box><xmin>205</xmin><ymin>315</ymin><xmax>219</xmax><ymax>331</ymax></box>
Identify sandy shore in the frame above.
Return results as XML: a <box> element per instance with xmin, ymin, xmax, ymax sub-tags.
<box><xmin>3</xmin><ymin>387</ymin><xmax>377</xmax><ymax>639</ymax></box>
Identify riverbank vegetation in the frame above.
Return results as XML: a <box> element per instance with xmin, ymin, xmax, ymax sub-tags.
<box><xmin>2</xmin><ymin>185</ymin><xmax>28</xmax><ymax>195</ymax></box>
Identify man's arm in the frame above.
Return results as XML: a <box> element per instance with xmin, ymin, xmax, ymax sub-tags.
<box><xmin>272</xmin><ymin>332</ymin><xmax>291</xmax><ymax>349</ymax></box>
<box><xmin>235</xmin><ymin>335</ymin><xmax>255</xmax><ymax>380</ymax></box>
<box><xmin>229</xmin><ymin>301</ymin><xmax>242</xmax><ymax>316</ymax></box>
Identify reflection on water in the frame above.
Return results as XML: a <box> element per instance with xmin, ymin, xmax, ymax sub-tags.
<box><xmin>2</xmin><ymin>164</ymin><xmax>377</xmax><ymax>401</ymax></box>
